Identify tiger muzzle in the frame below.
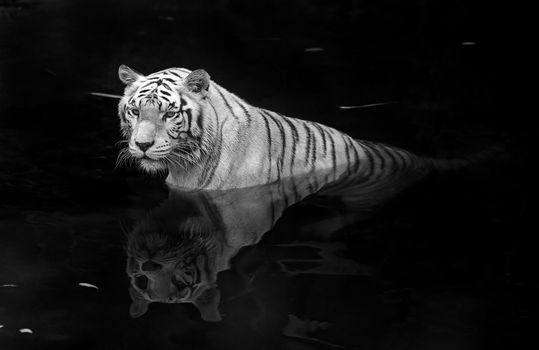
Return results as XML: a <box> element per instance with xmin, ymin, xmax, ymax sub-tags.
<box><xmin>134</xmin><ymin>120</ymin><xmax>157</xmax><ymax>151</ymax></box>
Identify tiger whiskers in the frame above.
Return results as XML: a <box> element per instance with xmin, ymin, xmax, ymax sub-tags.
<box><xmin>116</xmin><ymin>147</ymin><xmax>138</xmax><ymax>169</ymax></box>
<box><xmin>166</xmin><ymin>152</ymin><xmax>203</xmax><ymax>179</ymax></box>
<box><xmin>163</xmin><ymin>139</ymin><xmax>210</xmax><ymax>176</ymax></box>
<box><xmin>163</xmin><ymin>154</ymin><xmax>191</xmax><ymax>174</ymax></box>
<box><xmin>115</xmin><ymin>139</ymin><xmax>129</xmax><ymax>147</ymax></box>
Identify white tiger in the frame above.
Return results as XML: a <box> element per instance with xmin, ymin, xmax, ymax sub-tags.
<box><xmin>117</xmin><ymin>65</ymin><xmax>495</xmax><ymax>191</ymax></box>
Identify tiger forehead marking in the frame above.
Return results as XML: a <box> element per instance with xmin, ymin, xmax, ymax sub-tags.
<box><xmin>131</xmin><ymin>72</ymin><xmax>184</xmax><ymax>110</ymax></box>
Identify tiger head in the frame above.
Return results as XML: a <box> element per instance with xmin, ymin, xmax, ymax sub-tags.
<box><xmin>117</xmin><ymin>65</ymin><xmax>215</xmax><ymax>174</ymax></box>
<box><xmin>126</xmin><ymin>212</ymin><xmax>221</xmax><ymax>322</ymax></box>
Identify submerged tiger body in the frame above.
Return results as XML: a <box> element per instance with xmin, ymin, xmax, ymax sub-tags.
<box><xmin>118</xmin><ymin>65</ymin><xmax>492</xmax><ymax>191</ymax></box>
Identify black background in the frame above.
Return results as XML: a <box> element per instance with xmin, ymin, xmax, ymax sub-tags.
<box><xmin>0</xmin><ymin>1</ymin><xmax>533</xmax><ymax>349</ymax></box>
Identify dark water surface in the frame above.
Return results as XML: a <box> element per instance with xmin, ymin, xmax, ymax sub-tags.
<box><xmin>0</xmin><ymin>0</ymin><xmax>531</xmax><ymax>349</ymax></box>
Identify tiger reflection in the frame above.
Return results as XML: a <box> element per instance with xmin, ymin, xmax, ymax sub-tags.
<box><xmin>126</xmin><ymin>191</ymin><xmax>222</xmax><ymax>321</ymax></box>
<box><xmin>125</xmin><ymin>177</ymin><xmax>306</xmax><ymax>322</ymax></box>
<box><xmin>125</xmin><ymin>160</ymin><xmax>451</xmax><ymax>321</ymax></box>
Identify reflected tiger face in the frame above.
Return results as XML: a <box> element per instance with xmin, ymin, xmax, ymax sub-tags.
<box><xmin>117</xmin><ymin>66</ymin><xmax>212</xmax><ymax>173</ymax></box>
<box><xmin>125</xmin><ymin>214</ymin><xmax>221</xmax><ymax>321</ymax></box>
<box><xmin>126</xmin><ymin>246</ymin><xmax>209</xmax><ymax>303</ymax></box>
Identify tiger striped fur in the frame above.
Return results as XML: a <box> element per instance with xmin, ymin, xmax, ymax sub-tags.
<box><xmin>117</xmin><ymin>65</ymin><xmax>497</xmax><ymax>191</ymax></box>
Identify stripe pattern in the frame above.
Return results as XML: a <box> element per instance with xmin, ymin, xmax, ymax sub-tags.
<box><xmin>119</xmin><ymin>67</ymin><xmax>479</xmax><ymax>192</ymax></box>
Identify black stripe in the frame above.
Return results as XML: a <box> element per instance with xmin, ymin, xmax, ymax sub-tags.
<box><xmin>393</xmin><ymin>148</ymin><xmax>410</xmax><ymax>174</ymax></box>
<box><xmin>313</xmin><ymin>123</ymin><xmax>327</xmax><ymax>157</ymax></box>
<box><xmin>261</xmin><ymin>110</ymin><xmax>286</xmax><ymax>179</ymax></box>
<box><xmin>120</xmin><ymin>110</ymin><xmax>127</xmax><ymax>123</ymax></box>
<box><xmin>309</xmin><ymin>126</ymin><xmax>318</xmax><ymax>188</ymax></box>
<box><xmin>160</xmin><ymin>89</ymin><xmax>171</xmax><ymax>96</ymax></box>
<box><xmin>167</xmin><ymin>70</ymin><xmax>183</xmax><ymax>78</ymax></box>
<box><xmin>281</xmin><ymin>117</ymin><xmax>298</xmax><ymax>174</ymax></box>
<box><xmin>195</xmin><ymin>107</ymin><xmax>203</xmax><ymax>135</ymax></box>
<box><xmin>215</xmin><ymin>87</ymin><xmax>239</xmax><ymax>121</ymax></box>
<box><xmin>197</xmin><ymin>103</ymin><xmax>221</xmax><ymax>187</ymax></box>
<box><xmin>140</xmin><ymin>84</ymin><xmax>153</xmax><ymax>92</ymax></box>
<box><xmin>358</xmin><ymin>141</ymin><xmax>375</xmax><ymax>178</ymax></box>
<box><xmin>342</xmin><ymin>135</ymin><xmax>352</xmax><ymax>175</ymax></box>
<box><xmin>200</xmin><ymin>118</ymin><xmax>225</xmax><ymax>187</ymax></box>
<box><xmin>180</xmin><ymin>96</ymin><xmax>187</xmax><ymax>109</ymax></box>
<box><xmin>381</xmin><ymin>145</ymin><xmax>399</xmax><ymax>176</ymax></box>
<box><xmin>346</xmin><ymin>137</ymin><xmax>359</xmax><ymax>175</ymax></box>
<box><xmin>184</xmin><ymin>109</ymin><xmax>193</xmax><ymax>132</ymax></box>
<box><xmin>349</xmin><ymin>139</ymin><xmax>361</xmax><ymax>173</ymax></box>
<box><xmin>373</xmin><ymin>144</ymin><xmax>391</xmax><ymax>177</ymax></box>
<box><xmin>327</xmin><ymin>131</ymin><xmax>337</xmax><ymax>177</ymax></box>
<box><xmin>161</xmin><ymin>81</ymin><xmax>173</xmax><ymax>91</ymax></box>
<box><xmin>311</xmin><ymin>125</ymin><xmax>317</xmax><ymax>166</ymax></box>
<box><xmin>365</xmin><ymin>142</ymin><xmax>383</xmax><ymax>178</ymax></box>
<box><xmin>303</xmin><ymin>122</ymin><xmax>312</xmax><ymax>166</ymax></box>
<box><xmin>368</xmin><ymin>143</ymin><xmax>386</xmax><ymax>180</ymax></box>
<box><xmin>230</xmin><ymin>95</ymin><xmax>252</xmax><ymax>124</ymax></box>
<box><xmin>260</xmin><ymin>111</ymin><xmax>273</xmax><ymax>182</ymax></box>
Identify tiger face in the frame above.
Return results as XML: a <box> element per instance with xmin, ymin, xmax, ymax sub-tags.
<box><xmin>117</xmin><ymin>65</ymin><xmax>213</xmax><ymax>173</ymax></box>
<box><xmin>125</xmin><ymin>215</ymin><xmax>221</xmax><ymax>321</ymax></box>
<box><xmin>126</xmin><ymin>247</ymin><xmax>208</xmax><ymax>303</ymax></box>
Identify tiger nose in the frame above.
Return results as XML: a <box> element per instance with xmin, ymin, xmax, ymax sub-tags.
<box><xmin>141</xmin><ymin>260</ymin><xmax>162</xmax><ymax>272</ymax></box>
<box><xmin>135</xmin><ymin>141</ymin><xmax>154</xmax><ymax>152</ymax></box>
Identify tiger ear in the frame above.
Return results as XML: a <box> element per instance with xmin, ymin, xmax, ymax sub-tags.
<box><xmin>119</xmin><ymin>65</ymin><xmax>144</xmax><ymax>85</ymax></box>
<box><xmin>128</xmin><ymin>285</ymin><xmax>150</xmax><ymax>318</ymax></box>
<box><xmin>184</xmin><ymin>69</ymin><xmax>210</xmax><ymax>96</ymax></box>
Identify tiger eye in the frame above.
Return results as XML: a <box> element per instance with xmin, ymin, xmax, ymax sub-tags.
<box><xmin>131</xmin><ymin>108</ymin><xmax>140</xmax><ymax>116</ymax></box>
<box><xmin>164</xmin><ymin>111</ymin><xmax>176</xmax><ymax>119</ymax></box>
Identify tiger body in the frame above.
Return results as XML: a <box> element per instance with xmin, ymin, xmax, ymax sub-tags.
<box><xmin>118</xmin><ymin>66</ymin><xmax>427</xmax><ymax>191</ymax></box>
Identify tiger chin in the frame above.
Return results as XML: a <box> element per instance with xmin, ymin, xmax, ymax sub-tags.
<box><xmin>126</xmin><ymin>213</ymin><xmax>222</xmax><ymax>322</ymax></box>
